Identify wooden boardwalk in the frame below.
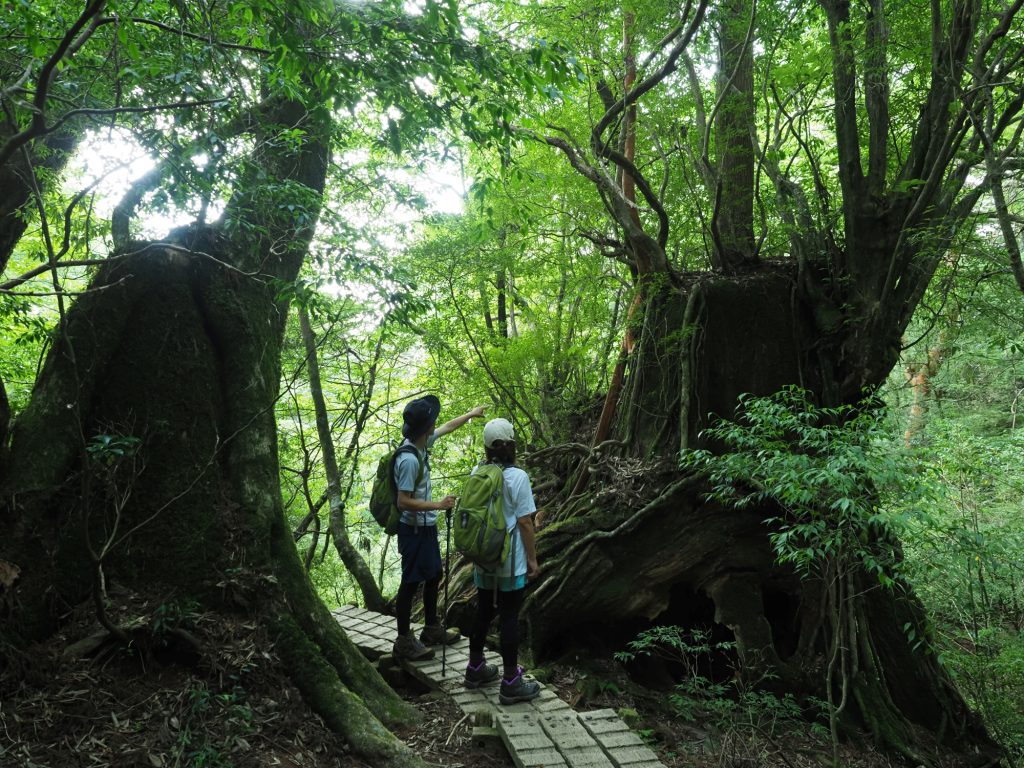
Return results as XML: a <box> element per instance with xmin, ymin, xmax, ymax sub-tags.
<box><xmin>333</xmin><ymin>605</ymin><xmax>665</xmax><ymax>768</ymax></box>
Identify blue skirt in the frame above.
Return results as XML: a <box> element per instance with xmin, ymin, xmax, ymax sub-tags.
<box><xmin>397</xmin><ymin>522</ymin><xmax>442</xmax><ymax>583</ymax></box>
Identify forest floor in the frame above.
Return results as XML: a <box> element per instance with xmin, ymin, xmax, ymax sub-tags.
<box><xmin>0</xmin><ymin>593</ymin><xmax>515</xmax><ymax>768</ymax></box>
<box><xmin>0</xmin><ymin>596</ymin><xmax>926</xmax><ymax>768</ymax></box>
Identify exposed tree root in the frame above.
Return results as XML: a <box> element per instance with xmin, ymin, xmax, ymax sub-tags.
<box><xmin>272</xmin><ymin>613</ymin><xmax>425</xmax><ymax>768</ymax></box>
<box><xmin>526</xmin><ymin>467</ymin><xmax>1000</xmax><ymax>766</ymax></box>
<box><xmin>270</xmin><ymin>519</ymin><xmax>418</xmax><ymax>729</ymax></box>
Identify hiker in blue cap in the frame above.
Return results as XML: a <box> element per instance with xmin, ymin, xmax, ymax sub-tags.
<box><xmin>392</xmin><ymin>395</ymin><xmax>486</xmax><ymax>661</ymax></box>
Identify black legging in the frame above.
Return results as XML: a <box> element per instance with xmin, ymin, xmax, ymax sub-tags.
<box><xmin>469</xmin><ymin>587</ymin><xmax>525</xmax><ymax>678</ymax></box>
<box><xmin>395</xmin><ymin>575</ymin><xmax>441</xmax><ymax>636</ymax></box>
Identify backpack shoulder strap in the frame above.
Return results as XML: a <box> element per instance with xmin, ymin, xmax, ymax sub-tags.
<box><xmin>392</xmin><ymin>443</ymin><xmax>423</xmax><ymax>482</ymax></box>
<box><xmin>399</xmin><ymin>444</ymin><xmax>428</xmax><ymax>527</ymax></box>
<box><xmin>398</xmin><ymin>444</ymin><xmax>424</xmax><ymax>480</ymax></box>
<box><xmin>392</xmin><ymin>443</ymin><xmax>426</xmax><ymax>525</ymax></box>
<box><xmin>481</xmin><ymin>460</ymin><xmax>505</xmax><ymax>484</ymax></box>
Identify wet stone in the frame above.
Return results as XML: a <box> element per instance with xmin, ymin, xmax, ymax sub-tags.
<box><xmin>453</xmin><ymin>690</ymin><xmax>490</xmax><ymax>706</ymax></box>
<box><xmin>511</xmin><ymin>733</ymin><xmax>560</xmax><ymax>752</ymax></box>
<box><xmin>532</xmin><ymin>697</ymin><xmax>573</xmax><ymax>713</ymax></box>
<box><xmin>539</xmin><ymin>713</ymin><xmax>601</xmax><ymax>751</ymax></box>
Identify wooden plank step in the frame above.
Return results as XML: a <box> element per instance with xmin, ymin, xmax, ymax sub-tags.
<box><xmin>578</xmin><ymin>710</ymin><xmax>663</xmax><ymax>768</ymax></box>
<box><xmin>472</xmin><ymin>725</ymin><xmax>507</xmax><ymax>757</ymax></box>
<box><xmin>496</xmin><ymin>712</ymin><xmax>568</xmax><ymax>768</ymax></box>
<box><xmin>539</xmin><ymin>711</ymin><xmax>614</xmax><ymax>768</ymax></box>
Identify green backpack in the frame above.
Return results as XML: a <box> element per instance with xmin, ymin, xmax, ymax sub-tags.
<box><xmin>453</xmin><ymin>463</ymin><xmax>511</xmax><ymax>570</ymax></box>
<box><xmin>368</xmin><ymin>444</ymin><xmax>423</xmax><ymax>536</ymax></box>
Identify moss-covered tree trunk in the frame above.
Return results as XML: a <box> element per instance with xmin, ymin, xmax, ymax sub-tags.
<box><xmin>524</xmin><ymin>269</ymin><xmax>1000</xmax><ymax>767</ymax></box>
<box><xmin>0</xmin><ymin>99</ymin><xmax>423</xmax><ymax>767</ymax></box>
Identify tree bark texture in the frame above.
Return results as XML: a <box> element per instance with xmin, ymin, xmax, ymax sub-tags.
<box><xmin>520</xmin><ymin>0</ymin><xmax>1017</xmax><ymax>762</ymax></box>
<box><xmin>903</xmin><ymin>327</ymin><xmax>953</xmax><ymax>445</ymax></box>
<box><xmin>522</xmin><ymin>270</ymin><xmax>999</xmax><ymax>766</ymax></box>
<box><xmin>712</xmin><ymin>0</ymin><xmax>756</xmax><ymax>270</ymax></box>
<box><xmin>0</xmin><ymin>99</ymin><xmax>424</xmax><ymax>766</ymax></box>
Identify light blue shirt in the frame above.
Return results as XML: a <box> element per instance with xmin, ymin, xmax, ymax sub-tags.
<box><xmin>394</xmin><ymin>435</ymin><xmax>438</xmax><ymax>526</ymax></box>
<box><xmin>473</xmin><ymin>465</ymin><xmax>536</xmax><ymax>590</ymax></box>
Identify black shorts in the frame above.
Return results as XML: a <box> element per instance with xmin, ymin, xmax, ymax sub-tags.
<box><xmin>397</xmin><ymin>522</ymin><xmax>442</xmax><ymax>584</ymax></box>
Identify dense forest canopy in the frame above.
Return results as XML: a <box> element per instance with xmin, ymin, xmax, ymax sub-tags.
<box><xmin>2</xmin><ymin>0</ymin><xmax>1023</xmax><ymax>766</ymax></box>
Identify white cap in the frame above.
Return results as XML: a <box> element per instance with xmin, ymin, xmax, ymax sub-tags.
<box><xmin>483</xmin><ymin>418</ymin><xmax>515</xmax><ymax>447</ymax></box>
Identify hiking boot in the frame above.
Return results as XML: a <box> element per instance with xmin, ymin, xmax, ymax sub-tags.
<box><xmin>419</xmin><ymin>623</ymin><xmax>460</xmax><ymax>646</ymax></box>
<box><xmin>499</xmin><ymin>666</ymin><xmax>540</xmax><ymax>704</ymax></box>
<box><xmin>392</xmin><ymin>632</ymin><xmax>434</xmax><ymax>662</ymax></box>
<box><xmin>464</xmin><ymin>659</ymin><xmax>499</xmax><ymax>689</ymax></box>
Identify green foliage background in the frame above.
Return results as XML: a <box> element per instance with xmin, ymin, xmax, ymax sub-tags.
<box><xmin>2</xmin><ymin>0</ymin><xmax>1023</xmax><ymax>759</ymax></box>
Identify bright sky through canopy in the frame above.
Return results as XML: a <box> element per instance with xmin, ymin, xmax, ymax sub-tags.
<box><xmin>63</xmin><ymin>130</ymin><xmax>466</xmax><ymax>256</ymax></box>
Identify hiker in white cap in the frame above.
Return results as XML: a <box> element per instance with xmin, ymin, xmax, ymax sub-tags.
<box><xmin>463</xmin><ymin>417</ymin><xmax>541</xmax><ymax>704</ymax></box>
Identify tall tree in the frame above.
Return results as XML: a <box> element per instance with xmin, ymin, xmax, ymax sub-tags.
<box><xmin>711</xmin><ymin>0</ymin><xmax>756</xmax><ymax>269</ymax></box>
<box><xmin>0</xmin><ymin>0</ymin><xmax>548</xmax><ymax>762</ymax></box>
<box><xmin>509</xmin><ymin>0</ymin><xmax>1023</xmax><ymax>762</ymax></box>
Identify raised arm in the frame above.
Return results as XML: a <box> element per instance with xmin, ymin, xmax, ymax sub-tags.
<box><xmin>434</xmin><ymin>405</ymin><xmax>487</xmax><ymax>437</ymax></box>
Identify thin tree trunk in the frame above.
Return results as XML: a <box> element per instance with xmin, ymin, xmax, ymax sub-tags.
<box><xmin>622</xmin><ymin>13</ymin><xmax>644</xmax><ymax>248</ymax></box>
<box><xmin>298</xmin><ymin>306</ymin><xmax>387</xmax><ymax>612</ymax></box>
<box><xmin>479</xmin><ymin>277</ymin><xmax>494</xmax><ymax>334</ymax></box>
<box><xmin>903</xmin><ymin>326</ymin><xmax>953</xmax><ymax>445</ymax></box>
<box><xmin>0</xmin><ymin>130</ymin><xmax>80</xmax><ymax>460</ymax></box>
<box><xmin>580</xmin><ymin>11</ymin><xmax>647</xmax><ymax>487</ymax></box>
<box><xmin>497</xmin><ymin>269</ymin><xmax>509</xmax><ymax>339</ymax></box>
<box><xmin>987</xmin><ymin>164</ymin><xmax>1024</xmax><ymax>295</ymax></box>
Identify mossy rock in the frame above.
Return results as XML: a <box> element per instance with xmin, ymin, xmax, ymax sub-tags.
<box><xmin>617</xmin><ymin>707</ymin><xmax>641</xmax><ymax>726</ymax></box>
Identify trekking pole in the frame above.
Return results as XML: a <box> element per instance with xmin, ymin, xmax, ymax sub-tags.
<box><xmin>442</xmin><ymin>507</ymin><xmax>452</xmax><ymax>678</ymax></box>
